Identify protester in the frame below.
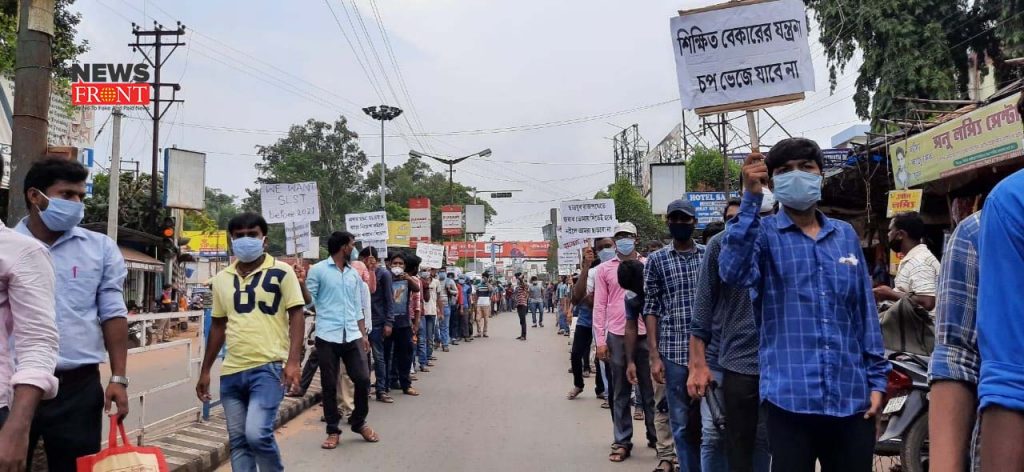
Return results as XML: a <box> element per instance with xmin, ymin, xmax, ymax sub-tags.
<box><xmin>439</xmin><ymin>270</ymin><xmax>455</xmax><ymax>351</ymax></box>
<box><xmin>458</xmin><ymin>276</ymin><xmax>474</xmax><ymax>342</ymax></box>
<box><xmin>362</xmin><ymin>247</ymin><xmax>395</xmax><ymax>403</ymax></box>
<box><xmin>978</xmin><ymin>168</ymin><xmax>1024</xmax><ymax>470</ymax></box>
<box><xmin>197</xmin><ymin>213</ymin><xmax>305</xmax><ymax>471</ymax></box>
<box><xmin>17</xmin><ymin>158</ymin><xmax>131</xmax><ymax>470</ymax></box>
<box><xmin>0</xmin><ymin>216</ymin><xmax>59</xmax><ymax>471</ymax></box>
<box><xmin>594</xmin><ymin>222</ymin><xmax>656</xmax><ymax>463</ymax></box>
<box><xmin>873</xmin><ymin>211</ymin><xmax>940</xmax><ymax>313</ymax></box>
<box><xmin>302</xmin><ymin>232</ymin><xmax>378</xmax><ymax>449</ymax></box>
<box><xmin>418</xmin><ymin>269</ymin><xmax>441</xmax><ymax>370</ymax></box>
<box><xmin>568</xmin><ymin>239</ymin><xmax>613</xmax><ymax>400</ymax></box>
<box><xmin>475</xmin><ymin>277</ymin><xmax>492</xmax><ymax>338</ymax></box>
<box><xmin>387</xmin><ymin>253</ymin><xmax>420</xmax><ymax>397</ymax></box>
<box><xmin>690</xmin><ymin>197</ymin><xmax>771</xmax><ymax>472</ymax></box>
<box><xmin>556</xmin><ymin>275</ymin><xmax>571</xmax><ymax>336</ymax></box>
<box><xmin>641</xmin><ymin>200</ymin><xmax>706</xmax><ymax>472</ymax></box>
<box><xmin>514</xmin><ymin>274</ymin><xmax>530</xmax><ymax>341</ymax></box>
<box><xmin>928</xmin><ymin>211</ymin><xmax>981</xmax><ymax>472</ymax></box>
<box><xmin>529</xmin><ymin>276</ymin><xmax>545</xmax><ymax>328</ymax></box>
<box><xmin>720</xmin><ymin>139</ymin><xmax>887</xmax><ymax>471</ymax></box>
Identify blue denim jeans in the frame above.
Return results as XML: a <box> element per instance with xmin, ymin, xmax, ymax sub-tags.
<box><xmin>557</xmin><ymin>306</ymin><xmax>570</xmax><ymax>332</ymax></box>
<box><xmin>664</xmin><ymin>359</ymin><xmax>700</xmax><ymax>472</ymax></box>
<box><xmin>220</xmin><ymin>362</ymin><xmax>285</xmax><ymax>472</ymax></box>
<box><xmin>369</xmin><ymin>328</ymin><xmax>388</xmax><ymax>393</ymax></box>
<box><xmin>439</xmin><ymin>306</ymin><xmax>451</xmax><ymax>346</ymax></box>
<box><xmin>418</xmin><ymin>315</ymin><xmax>436</xmax><ymax>365</ymax></box>
<box><xmin>701</xmin><ymin>368</ymin><xmax>728</xmax><ymax>472</ymax></box>
<box><xmin>529</xmin><ymin>300</ymin><xmax>543</xmax><ymax>324</ymax></box>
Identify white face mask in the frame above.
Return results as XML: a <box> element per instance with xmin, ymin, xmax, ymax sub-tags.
<box><xmin>391</xmin><ymin>267</ymin><xmax>404</xmax><ymax>276</ymax></box>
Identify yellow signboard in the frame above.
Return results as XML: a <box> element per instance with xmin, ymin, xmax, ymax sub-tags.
<box><xmin>182</xmin><ymin>230</ymin><xmax>229</xmax><ymax>255</ymax></box>
<box><xmin>886</xmin><ymin>189</ymin><xmax>923</xmax><ymax>217</ymax></box>
<box><xmin>387</xmin><ymin>221</ymin><xmax>411</xmax><ymax>247</ymax></box>
<box><xmin>890</xmin><ymin>92</ymin><xmax>1023</xmax><ymax>188</ymax></box>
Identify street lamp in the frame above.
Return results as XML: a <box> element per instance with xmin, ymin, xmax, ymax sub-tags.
<box><xmin>408</xmin><ymin>148</ymin><xmax>493</xmax><ymax>203</ymax></box>
<box><xmin>363</xmin><ymin>105</ymin><xmax>403</xmax><ymax>209</ymax></box>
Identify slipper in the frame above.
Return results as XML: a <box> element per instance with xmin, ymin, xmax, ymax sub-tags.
<box><xmin>609</xmin><ymin>445</ymin><xmax>631</xmax><ymax>462</ymax></box>
<box><xmin>321</xmin><ymin>433</ymin><xmax>340</xmax><ymax>449</ymax></box>
<box><xmin>358</xmin><ymin>426</ymin><xmax>380</xmax><ymax>443</ymax></box>
<box><xmin>567</xmin><ymin>387</ymin><xmax>583</xmax><ymax>400</ymax></box>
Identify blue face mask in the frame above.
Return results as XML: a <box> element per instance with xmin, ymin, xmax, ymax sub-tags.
<box><xmin>350</xmin><ymin>248</ymin><xmax>358</xmax><ymax>262</ymax></box>
<box><xmin>615</xmin><ymin>238</ymin><xmax>636</xmax><ymax>256</ymax></box>
<box><xmin>772</xmin><ymin>170</ymin><xmax>822</xmax><ymax>211</ymax></box>
<box><xmin>597</xmin><ymin>247</ymin><xmax>616</xmax><ymax>263</ymax></box>
<box><xmin>37</xmin><ymin>193</ymin><xmax>84</xmax><ymax>232</ymax></box>
<box><xmin>232</xmin><ymin>237</ymin><xmax>265</xmax><ymax>263</ymax></box>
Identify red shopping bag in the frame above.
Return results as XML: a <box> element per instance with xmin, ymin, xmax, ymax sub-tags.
<box><xmin>77</xmin><ymin>418</ymin><xmax>169</xmax><ymax>472</ymax></box>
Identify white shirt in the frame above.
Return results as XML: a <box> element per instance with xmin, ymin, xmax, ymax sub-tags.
<box><xmin>895</xmin><ymin>243</ymin><xmax>941</xmax><ymax>313</ymax></box>
<box><xmin>424</xmin><ymin>279</ymin><xmax>440</xmax><ymax>316</ymax></box>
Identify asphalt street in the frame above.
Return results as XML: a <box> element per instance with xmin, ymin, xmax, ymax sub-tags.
<box><xmin>217</xmin><ymin>308</ymin><xmax>661</xmax><ymax>471</ymax></box>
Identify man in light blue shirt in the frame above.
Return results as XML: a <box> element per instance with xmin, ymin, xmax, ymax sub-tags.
<box><xmin>303</xmin><ymin>231</ymin><xmax>377</xmax><ymax>449</ymax></box>
<box><xmin>15</xmin><ymin>158</ymin><xmax>130</xmax><ymax>470</ymax></box>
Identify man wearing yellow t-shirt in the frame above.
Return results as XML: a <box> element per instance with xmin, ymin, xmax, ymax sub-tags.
<box><xmin>196</xmin><ymin>213</ymin><xmax>305</xmax><ymax>472</ymax></box>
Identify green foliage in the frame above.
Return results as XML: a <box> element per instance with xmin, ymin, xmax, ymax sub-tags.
<box><xmin>686</xmin><ymin>147</ymin><xmax>740</xmax><ymax>192</ymax></box>
<box><xmin>183</xmin><ymin>188</ymin><xmax>239</xmax><ymax>232</ymax></box>
<box><xmin>595</xmin><ymin>179</ymin><xmax>664</xmax><ymax>243</ymax></box>
<box><xmin>0</xmin><ymin>0</ymin><xmax>89</xmax><ymax>77</ymax></box>
<box><xmin>84</xmin><ymin>171</ymin><xmax>163</xmax><ymax>233</ymax></box>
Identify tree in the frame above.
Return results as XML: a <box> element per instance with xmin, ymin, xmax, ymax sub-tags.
<box><xmin>595</xmin><ymin>179</ymin><xmax>664</xmax><ymax>243</ymax></box>
<box><xmin>686</xmin><ymin>147</ymin><xmax>741</xmax><ymax>192</ymax></box>
<box><xmin>0</xmin><ymin>0</ymin><xmax>89</xmax><ymax>78</ymax></box>
<box><xmin>183</xmin><ymin>188</ymin><xmax>239</xmax><ymax>233</ymax></box>
<box><xmin>84</xmin><ymin>171</ymin><xmax>163</xmax><ymax>233</ymax></box>
<box><xmin>805</xmin><ymin>0</ymin><xmax>1023</xmax><ymax>127</ymax></box>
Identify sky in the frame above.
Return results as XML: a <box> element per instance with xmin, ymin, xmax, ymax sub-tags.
<box><xmin>78</xmin><ymin>0</ymin><xmax>865</xmax><ymax>241</ymax></box>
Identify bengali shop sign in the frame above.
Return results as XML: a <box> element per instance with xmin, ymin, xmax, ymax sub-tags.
<box><xmin>409</xmin><ymin>197</ymin><xmax>431</xmax><ymax>247</ymax></box>
<box><xmin>442</xmin><ymin>205</ymin><xmax>463</xmax><ymax>236</ymax></box>
<box><xmin>890</xmin><ymin>92</ymin><xmax>1023</xmax><ymax>188</ymax></box>
<box><xmin>886</xmin><ymin>189</ymin><xmax>923</xmax><ymax>217</ymax></box>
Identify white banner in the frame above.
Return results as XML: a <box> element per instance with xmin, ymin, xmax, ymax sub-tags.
<box><xmin>261</xmin><ymin>182</ymin><xmax>321</xmax><ymax>224</ymax></box>
<box><xmin>465</xmin><ymin>205</ymin><xmax>486</xmax><ymax>234</ymax></box>
<box><xmin>345</xmin><ymin>211</ymin><xmax>389</xmax><ymax>241</ymax></box>
<box><xmin>670</xmin><ymin>0</ymin><xmax>815</xmax><ymax>110</ymax></box>
<box><xmin>558</xmin><ymin>248</ymin><xmax>579</xmax><ymax>266</ymax></box>
<box><xmin>303</xmin><ymin>236</ymin><xmax>320</xmax><ymax>259</ymax></box>
<box><xmin>416</xmin><ymin>243</ymin><xmax>445</xmax><ymax>269</ymax></box>
<box><xmin>559</xmin><ymin>199</ymin><xmax>617</xmax><ymax>241</ymax></box>
<box><xmin>285</xmin><ymin>221</ymin><xmax>312</xmax><ymax>255</ymax></box>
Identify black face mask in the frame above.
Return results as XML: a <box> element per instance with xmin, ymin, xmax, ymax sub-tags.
<box><xmin>668</xmin><ymin>223</ymin><xmax>696</xmax><ymax>242</ymax></box>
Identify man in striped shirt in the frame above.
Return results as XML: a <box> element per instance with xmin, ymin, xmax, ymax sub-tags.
<box><xmin>872</xmin><ymin>211</ymin><xmax>940</xmax><ymax>314</ymax></box>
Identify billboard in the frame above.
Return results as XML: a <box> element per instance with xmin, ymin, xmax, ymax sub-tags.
<box><xmin>465</xmin><ymin>204</ymin><xmax>486</xmax><ymax>234</ymax></box>
<box><xmin>650</xmin><ymin>162</ymin><xmax>687</xmax><ymax>215</ymax></box>
<box><xmin>409</xmin><ymin>197</ymin><xmax>431</xmax><ymax>247</ymax></box>
<box><xmin>444</xmin><ymin>241</ymin><xmax>550</xmax><ymax>259</ymax></box>
<box><xmin>686</xmin><ymin>192</ymin><xmax>740</xmax><ymax>229</ymax></box>
<box><xmin>442</xmin><ymin>205</ymin><xmax>463</xmax><ymax>236</ymax></box>
<box><xmin>182</xmin><ymin>230</ymin><xmax>229</xmax><ymax>257</ymax></box>
<box><xmin>163</xmin><ymin>148</ymin><xmax>207</xmax><ymax>210</ymax></box>
<box><xmin>388</xmin><ymin>221</ymin><xmax>411</xmax><ymax>247</ymax></box>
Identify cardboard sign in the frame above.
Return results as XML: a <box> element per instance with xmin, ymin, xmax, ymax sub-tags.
<box><xmin>285</xmin><ymin>221</ymin><xmax>312</xmax><ymax>255</ymax></box>
<box><xmin>559</xmin><ymin>199</ymin><xmax>617</xmax><ymax>241</ymax></box>
<box><xmin>260</xmin><ymin>182</ymin><xmax>320</xmax><ymax>223</ymax></box>
<box><xmin>558</xmin><ymin>248</ymin><xmax>579</xmax><ymax>266</ymax></box>
<box><xmin>345</xmin><ymin>211</ymin><xmax>389</xmax><ymax>241</ymax></box>
<box><xmin>416</xmin><ymin>243</ymin><xmax>445</xmax><ymax>269</ymax></box>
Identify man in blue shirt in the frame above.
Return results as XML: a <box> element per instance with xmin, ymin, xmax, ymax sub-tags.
<box><xmin>303</xmin><ymin>231</ymin><xmax>377</xmax><ymax>449</ymax></box>
<box><xmin>720</xmin><ymin>138</ymin><xmax>887</xmax><ymax>471</ymax></box>
<box><xmin>361</xmin><ymin>247</ymin><xmax>394</xmax><ymax>403</ymax></box>
<box><xmin>16</xmin><ymin>158</ymin><xmax>130</xmax><ymax>470</ymax></box>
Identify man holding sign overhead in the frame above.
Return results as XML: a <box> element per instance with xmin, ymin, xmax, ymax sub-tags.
<box><xmin>718</xmin><ymin>139</ymin><xmax>887</xmax><ymax>471</ymax></box>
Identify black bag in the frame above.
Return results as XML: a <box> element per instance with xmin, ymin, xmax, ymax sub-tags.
<box><xmin>880</xmin><ymin>294</ymin><xmax>935</xmax><ymax>355</ymax></box>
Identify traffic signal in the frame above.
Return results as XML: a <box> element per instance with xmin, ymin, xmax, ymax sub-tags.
<box><xmin>160</xmin><ymin>216</ymin><xmax>175</xmax><ymax>243</ymax></box>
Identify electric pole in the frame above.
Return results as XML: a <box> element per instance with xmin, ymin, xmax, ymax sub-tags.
<box><xmin>107</xmin><ymin>108</ymin><xmax>123</xmax><ymax>239</ymax></box>
<box><xmin>7</xmin><ymin>0</ymin><xmax>54</xmax><ymax>224</ymax></box>
<box><xmin>130</xmin><ymin>21</ymin><xmax>185</xmax><ymax>229</ymax></box>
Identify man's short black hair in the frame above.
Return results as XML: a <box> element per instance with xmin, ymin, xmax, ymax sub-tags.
<box><xmin>702</xmin><ymin>221</ymin><xmax>726</xmax><ymax>244</ymax></box>
<box><xmin>327</xmin><ymin>231</ymin><xmax>356</xmax><ymax>255</ymax></box>
<box><xmin>227</xmin><ymin>212</ymin><xmax>268</xmax><ymax>237</ymax></box>
<box><xmin>765</xmin><ymin>137</ymin><xmax>824</xmax><ymax>176</ymax></box>
<box><xmin>388</xmin><ymin>251</ymin><xmax>406</xmax><ymax>263</ymax></box>
<box><xmin>616</xmin><ymin>260</ymin><xmax>645</xmax><ymax>295</ymax></box>
<box><xmin>359</xmin><ymin>246</ymin><xmax>378</xmax><ymax>260</ymax></box>
<box><xmin>892</xmin><ymin>211</ymin><xmax>927</xmax><ymax>241</ymax></box>
<box><xmin>404</xmin><ymin>254</ymin><xmax>422</xmax><ymax>274</ymax></box>
<box><xmin>723</xmin><ymin>197</ymin><xmax>742</xmax><ymax>219</ymax></box>
<box><xmin>24</xmin><ymin>157</ymin><xmax>89</xmax><ymax>205</ymax></box>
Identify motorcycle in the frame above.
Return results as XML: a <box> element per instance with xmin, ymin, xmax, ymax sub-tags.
<box><xmin>875</xmin><ymin>350</ymin><xmax>930</xmax><ymax>472</ymax></box>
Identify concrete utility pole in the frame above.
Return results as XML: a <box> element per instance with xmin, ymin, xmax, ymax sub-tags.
<box><xmin>106</xmin><ymin>108</ymin><xmax>123</xmax><ymax>239</ymax></box>
<box><xmin>130</xmin><ymin>21</ymin><xmax>185</xmax><ymax>229</ymax></box>
<box><xmin>7</xmin><ymin>0</ymin><xmax>54</xmax><ymax>224</ymax></box>
<box><xmin>362</xmin><ymin>105</ymin><xmax>403</xmax><ymax>209</ymax></box>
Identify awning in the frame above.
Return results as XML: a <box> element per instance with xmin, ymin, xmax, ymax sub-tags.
<box><xmin>120</xmin><ymin>247</ymin><xmax>164</xmax><ymax>272</ymax></box>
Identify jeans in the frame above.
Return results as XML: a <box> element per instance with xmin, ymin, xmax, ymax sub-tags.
<box><xmin>517</xmin><ymin>305</ymin><xmax>528</xmax><ymax>338</ymax></box>
<box><xmin>664</xmin><ymin>359</ymin><xmax>700</xmax><ymax>472</ymax></box>
<box><xmin>440</xmin><ymin>306</ymin><xmax>452</xmax><ymax>346</ymax></box>
<box><xmin>387</xmin><ymin>326</ymin><xmax>414</xmax><ymax>390</ymax></box>
<box><xmin>700</xmin><ymin>368</ymin><xmax>728</xmax><ymax>472</ymax></box>
<box><xmin>722</xmin><ymin>371</ymin><xmax>771</xmax><ymax>472</ymax></box>
<box><xmin>315</xmin><ymin>337</ymin><xmax>370</xmax><ymax>435</ymax></box>
<box><xmin>221</xmin><ymin>363</ymin><xmax>286</xmax><ymax>472</ymax></box>
<box><xmin>763</xmin><ymin>402</ymin><xmax>876</xmax><ymax>472</ymax></box>
<box><xmin>418</xmin><ymin>315</ymin><xmax>436</xmax><ymax>365</ymax></box>
<box><xmin>557</xmin><ymin>306</ymin><xmax>570</xmax><ymax>332</ymax></box>
<box><xmin>369</xmin><ymin>328</ymin><xmax>389</xmax><ymax>394</ymax></box>
<box><xmin>27</xmin><ymin>365</ymin><xmax>103</xmax><ymax>472</ymax></box>
<box><xmin>449</xmin><ymin>304</ymin><xmax>461</xmax><ymax>343</ymax></box>
<box><xmin>570</xmin><ymin>325</ymin><xmax>594</xmax><ymax>391</ymax></box>
<box><xmin>529</xmin><ymin>300</ymin><xmax>543</xmax><ymax>324</ymax></box>
<box><xmin>606</xmin><ymin>334</ymin><xmax>656</xmax><ymax>449</ymax></box>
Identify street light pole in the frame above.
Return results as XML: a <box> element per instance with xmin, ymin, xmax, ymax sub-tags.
<box><xmin>363</xmin><ymin>105</ymin><xmax>403</xmax><ymax>209</ymax></box>
<box><xmin>408</xmin><ymin>148</ymin><xmax>493</xmax><ymax>204</ymax></box>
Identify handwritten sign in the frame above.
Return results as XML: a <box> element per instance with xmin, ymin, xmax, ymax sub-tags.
<box><xmin>670</xmin><ymin>0</ymin><xmax>814</xmax><ymax>111</ymax></box>
<box><xmin>260</xmin><ymin>182</ymin><xmax>320</xmax><ymax>224</ymax></box>
<box><xmin>345</xmin><ymin>211</ymin><xmax>389</xmax><ymax>242</ymax></box>
<box><xmin>364</xmin><ymin>239</ymin><xmax>388</xmax><ymax>259</ymax></box>
<box><xmin>285</xmin><ymin>221</ymin><xmax>312</xmax><ymax>255</ymax></box>
<box><xmin>303</xmin><ymin>236</ymin><xmax>320</xmax><ymax>260</ymax></box>
<box><xmin>558</xmin><ymin>248</ymin><xmax>579</xmax><ymax>266</ymax></box>
<box><xmin>886</xmin><ymin>189</ymin><xmax>923</xmax><ymax>217</ymax></box>
<box><xmin>559</xmin><ymin>199</ymin><xmax>617</xmax><ymax>241</ymax></box>
<box><xmin>416</xmin><ymin>243</ymin><xmax>445</xmax><ymax>269</ymax></box>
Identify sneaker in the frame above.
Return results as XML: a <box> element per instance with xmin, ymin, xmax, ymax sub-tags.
<box><xmin>532</xmin><ymin>324</ymin><xmax>538</xmax><ymax>328</ymax></box>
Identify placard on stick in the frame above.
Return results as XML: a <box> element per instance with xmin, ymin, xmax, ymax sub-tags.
<box><xmin>260</xmin><ymin>182</ymin><xmax>320</xmax><ymax>224</ymax></box>
<box><xmin>559</xmin><ymin>199</ymin><xmax>617</xmax><ymax>241</ymax></box>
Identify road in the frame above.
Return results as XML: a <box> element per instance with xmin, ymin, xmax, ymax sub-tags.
<box><xmin>217</xmin><ymin>309</ymin><xmax>660</xmax><ymax>471</ymax></box>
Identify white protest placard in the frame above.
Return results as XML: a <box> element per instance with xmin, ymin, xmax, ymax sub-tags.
<box><xmin>260</xmin><ymin>182</ymin><xmax>320</xmax><ymax>223</ymax></box>
<box><xmin>559</xmin><ymin>199</ymin><xmax>617</xmax><ymax>241</ymax></box>
<box><xmin>302</xmin><ymin>236</ymin><xmax>320</xmax><ymax>259</ymax></box>
<box><xmin>285</xmin><ymin>221</ymin><xmax>312</xmax><ymax>255</ymax></box>
<box><xmin>416</xmin><ymin>243</ymin><xmax>445</xmax><ymax>269</ymax></box>
<box><xmin>558</xmin><ymin>248</ymin><xmax>580</xmax><ymax>266</ymax></box>
<box><xmin>670</xmin><ymin>0</ymin><xmax>814</xmax><ymax>112</ymax></box>
<box><xmin>345</xmin><ymin>211</ymin><xmax>389</xmax><ymax>242</ymax></box>
<box><xmin>364</xmin><ymin>239</ymin><xmax>388</xmax><ymax>259</ymax></box>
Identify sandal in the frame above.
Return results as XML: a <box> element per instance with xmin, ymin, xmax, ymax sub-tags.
<box><xmin>634</xmin><ymin>409</ymin><xmax>645</xmax><ymax>421</ymax></box>
<box><xmin>358</xmin><ymin>425</ymin><xmax>380</xmax><ymax>443</ymax></box>
<box><xmin>653</xmin><ymin>459</ymin><xmax>674</xmax><ymax>472</ymax></box>
<box><xmin>321</xmin><ymin>433</ymin><xmax>341</xmax><ymax>449</ymax></box>
<box><xmin>608</xmin><ymin>445</ymin><xmax>631</xmax><ymax>462</ymax></box>
<box><xmin>566</xmin><ymin>387</ymin><xmax>583</xmax><ymax>400</ymax></box>
<box><xmin>601</xmin><ymin>401</ymin><xmax>610</xmax><ymax>409</ymax></box>
<box><xmin>376</xmin><ymin>394</ymin><xmax>394</xmax><ymax>403</ymax></box>
<box><xmin>403</xmin><ymin>387</ymin><xmax>420</xmax><ymax>396</ymax></box>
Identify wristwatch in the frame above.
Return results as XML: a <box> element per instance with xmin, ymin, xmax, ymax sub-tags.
<box><xmin>109</xmin><ymin>375</ymin><xmax>131</xmax><ymax>387</ymax></box>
